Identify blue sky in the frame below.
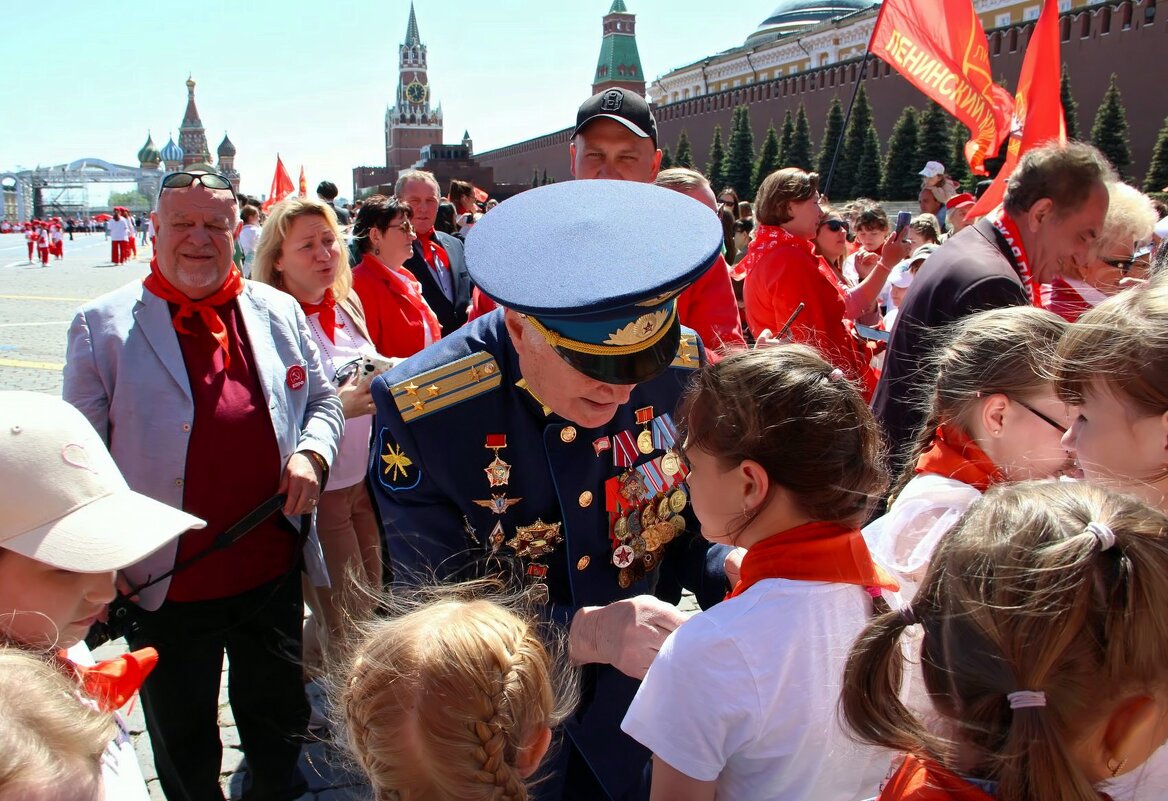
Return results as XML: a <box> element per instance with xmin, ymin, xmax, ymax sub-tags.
<box><xmin>0</xmin><ymin>1</ymin><xmax>769</xmax><ymax>201</ymax></box>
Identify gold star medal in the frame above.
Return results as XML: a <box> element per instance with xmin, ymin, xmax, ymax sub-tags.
<box><xmin>483</xmin><ymin>434</ymin><xmax>511</xmax><ymax>487</ymax></box>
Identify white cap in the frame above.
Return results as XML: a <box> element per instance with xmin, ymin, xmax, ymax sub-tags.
<box><xmin>1154</xmin><ymin>217</ymin><xmax>1168</xmax><ymax>240</ymax></box>
<box><xmin>919</xmin><ymin>161</ymin><xmax>946</xmax><ymax>178</ymax></box>
<box><xmin>0</xmin><ymin>392</ymin><xmax>204</xmax><ymax>572</ymax></box>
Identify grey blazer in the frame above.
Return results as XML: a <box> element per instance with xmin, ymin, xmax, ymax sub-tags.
<box><xmin>63</xmin><ymin>279</ymin><xmax>344</xmax><ymax>610</ymax></box>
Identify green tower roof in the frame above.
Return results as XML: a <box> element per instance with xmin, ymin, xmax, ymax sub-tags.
<box><xmin>595</xmin><ymin>6</ymin><xmax>643</xmax><ymax>85</ymax></box>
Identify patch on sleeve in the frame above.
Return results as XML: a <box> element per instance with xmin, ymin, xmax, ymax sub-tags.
<box><xmin>375</xmin><ymin>428</ymin><xmax>421</xmax><ymax>492</ymax></box>
<box><xmin>391</xmin><ymin>351</ymin><xmax>502</xmax><ymax>423</ymax></box>
<box><xmin>670</xmin><ymin>333</ymin><xmax>700</xmax><ymax>369</ymax></box>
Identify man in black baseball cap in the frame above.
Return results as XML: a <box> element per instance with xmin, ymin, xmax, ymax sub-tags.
<box><xmin>570</xmin><ymin>88</ymin><xmax>661</xmax><ymax>182</ymax></box>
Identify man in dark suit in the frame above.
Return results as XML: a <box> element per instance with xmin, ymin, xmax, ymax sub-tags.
<box><xmin>316</xmin><ymin>180</ymin><xmax>351</xmax><ymax>225</ymax></box>
<box><xmin>395</xmin><ymin>169</ymin><xmax>472</xmax><ymax>335</ymax></box>
<box><xmin>874</xmin><ymin>141</ymin><xmax>1113</xmax><ymax>472</ymax></box>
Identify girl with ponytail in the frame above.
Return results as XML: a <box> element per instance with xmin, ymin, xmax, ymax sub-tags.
<box><xmin>843</xmin><ymin>480</ymin><xmax>1168</xmax><ymax>801</ymax></box>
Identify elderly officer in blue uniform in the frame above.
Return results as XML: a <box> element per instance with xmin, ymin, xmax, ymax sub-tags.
<box><xmin>369</xmin><ymin>179</ymin><xmax>733</xmax><ymax>801</ymax></box>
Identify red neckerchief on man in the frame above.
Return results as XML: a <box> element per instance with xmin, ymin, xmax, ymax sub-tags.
<box><xmin>416</xmin><ymin>228</ymin><xmax>450</xmax><ymax>273</ymax></box>
<box><xmin>57</xmin><ymin>647</ymin><xmax>159</xmax><ymax>712</ymax></box>
<box><xmin>300</xmin><ymin>288</ymin><xmax>337</xmax><ymax>343</ymax></box>
<box><xmin>738</xmin><ymin>223</ymin><xmax>815</xmax><ymax>278</ymax></box>
<box><xmin>989</xmin><ymin>205</ymin><xmax>1041</xmax><ymax>306</ymax></box>
<box><xmin>727</xmin><ymin>519</ymin><xmax>899</xmax><ymax>599</ymax></box>
<box><xmin>914</xmin><ymin>425</ymin><xmax>1005</xmax><ymax>493</ymax></box>
<box><xmin>143</xmin><ymin>257</ymin><xmax>245</xmax><ymax>369</ymax></box>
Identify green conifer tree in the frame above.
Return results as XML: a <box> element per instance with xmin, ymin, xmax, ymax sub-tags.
<box><xmin>916</xmin><ymin>101</ymin><xmax>952</xmax><ymax>170</ymax></box>
<box><xmin>1060</xmin><ymin>63</ymin><xmax>1080</xmax><ymax>141</ymax></box>
<box><xmin>541</xmin><ymin>169</ymin><xmax>549</xmax><ymax>186</ymax></box>
<box><xmin>531</xmin><ymin>169</ymin><xmax>539</xmax><ymax>189</ymax></box>
<box><xmin>880</xmin><ymin>107</ymin><xmax>919</xmax><ymax>200</ymax></box>
<box><xmin>816</xmin><ymin>97</ymin><xmax>846</xmax><ymax>188</ymax></box>
<box><xmin>1091</xmin><ymin>74</ymin><xmax>1133</xmax><ymax>180</ymax></box>
<box><xmin>1144</xmin><ymin>116</ymin><xmax>1168</xmax><ymax>193</ymax></box>
<box><xmin>854</xmin><ymin>125</ymin><xmax>883</xmax><ymax>200</ymax></box>
<box><xmin>706</xmin><ymin>125</ymin><xmax>727</xmax><ymax>190</ymax></box>
<box><xmin>836</xmin><ymin>87</ymin><xmax>875</xmax><ymax>199</ymax></box>
<box><xmin>675</xmin><ymin>130</ymin><xmax>695</xmax><ymax>169</ymax></box>
<box><xmin>948</xmin><ymin>122</ymin><xmax>971</xmax><ymax>191</ymax></box>
<box><xmin>725</xmin><ymin>106</ymin><xmax>756</xmax><ymax>200</ymax></box>
<box><xmin>660</xmin><ymin>146</ymin><xmax>674</xmax><ymax>170</ymax></box>
<box><xmin>789</xmin><ymin>104</ymin><xmax>815</xmax><ymax>172</ymax></box>
<box><xmin>776</xmin><ymin>110</ymin><xmax>794</xmax><ymax>168</ymax></box>
<box><xmin>753</xmin><ymin>123</ymin><xmax>781</xmax><ymax>197</ymax></box>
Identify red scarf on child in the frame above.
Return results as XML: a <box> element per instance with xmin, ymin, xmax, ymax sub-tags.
<box><xmin>728</xmin><ymin>520</ymin><xmax>899</xmax><ymax>599</ymax></box>
<box><xmin>59</xmin><ymin>647</ymin><xmax>159</xmax><ymax>713</ymax></box>
<box><xmin>879</xmin><ymin>755</ymin><xmax>996</xmax><ymax>801</ymax></box>
<box><xmin>143</xmin><ymin>258</ymin><xmax>245</xmax><ymax>368</ymax></box>
<box><xmin>914</xmin><ymin>426</ymin><xmax>1005</xmax><ymax>493</ymax></box>
<box><xmin>300</xmin><ymin>289</ymin><xmax>337</xmax><ymax>343</ymax></box>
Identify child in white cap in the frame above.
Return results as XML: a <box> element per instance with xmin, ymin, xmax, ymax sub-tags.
<box><xmin>0</xmin><ymin>391</ymin><xmax>203</xmax><ymax>801</ymax></box>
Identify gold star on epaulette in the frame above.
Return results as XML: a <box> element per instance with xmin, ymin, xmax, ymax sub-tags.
<box><xmin>392</xmin><ymin>352</ymin><xmax>502</xmax><ymax>422</ymax></box>
<box><xmin>671</xmin><ymin>333</ymin><xmax>700</xmax><ymax>369</ymax></box>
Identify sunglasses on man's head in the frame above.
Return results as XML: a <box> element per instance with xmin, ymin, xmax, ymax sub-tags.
<box><xmin>159</xmin><ymin>171</ymin><xmax>235</xmax><ymax>198</ymax></box>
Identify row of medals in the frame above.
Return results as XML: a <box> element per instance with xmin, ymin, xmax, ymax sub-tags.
<box><xmin>611</xmin><ymin>429</ymin><xmax>689</xmax><ymax>589</ymax></box>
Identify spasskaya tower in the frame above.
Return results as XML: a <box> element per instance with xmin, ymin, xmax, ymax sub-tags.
<box><xmin>385</xmin><ymin>2</ymin><xmax>444</xmax><ymax>172</ymax></box>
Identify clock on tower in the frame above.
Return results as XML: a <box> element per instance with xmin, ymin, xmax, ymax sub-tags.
<box><xmin>405</xmin><ymin>81</ymin><xmax>427</xmax><ymax>104</ymax></box>
<box><xmin>385</xmin><ymin>3</ymin><xmax>443</xmax><ymax>173</ymax></box>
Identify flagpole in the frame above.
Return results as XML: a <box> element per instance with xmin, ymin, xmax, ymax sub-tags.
<box><xmin>823</xmin><ymin>51</ymin><xmax>871</xmax><ymax>198</ymax></box>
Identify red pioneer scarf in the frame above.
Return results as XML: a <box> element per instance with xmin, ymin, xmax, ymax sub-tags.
<box><xmin>738</xmin><ymin>223</ymin><xmax>816</xmax><ymax>278</ymax></box>
<box><xmin>300</xmin><ymin>288</ymin><xmax>337</xmax><ymax>343</ymax></box>
<box><xmin>362</xmin><ymin>253</ymin><xmax>442</xmax><ymax>346</ymax></box>
<box><xmin>879</xmin><ymin>755</ymin><xmax>996</xmax><ymax>801</ymax></box>
<box><xmin>728</xmin><ymin>520</ymin><xmax>899</xmax><ymax>599</ymax></box>
<box><xmin>989</xmin><ymin>206</ymin><xmax>1041</xmax><ymax>306</ymax></box>
<box><xmin>143</xmin><ymin>258</ymin><xmax>245</xmax><ymax>368</ymax></box>
<box><xmin>914</xmin><ymin>425</ymin><xmax>1005</xmax><ymax>493</ymax></box>
<box><xmin>417</xmin><ymin>229</ymin><xmax>450</xmax><ymax>273</ymax></box>
<box><xmin>59</xmin><ymin>647</ymin><xmax>159</xmax><ymax>713</ymax></box>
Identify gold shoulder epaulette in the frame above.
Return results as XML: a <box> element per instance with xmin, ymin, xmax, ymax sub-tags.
<box><xmin>392</xmin><ymin>351</ymin><xmax>502</xmax><ymax>423</ymax></box>
<box><xmin>671</xmin><ymin>333</ymin><xmax>700</xmax><ymax>369</ymax></box>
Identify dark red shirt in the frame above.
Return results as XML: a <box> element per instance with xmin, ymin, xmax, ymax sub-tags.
<box><xmin>167</xmin><ymin>299</ymin><xmax>295</xmax><ymax>601</ymax></box>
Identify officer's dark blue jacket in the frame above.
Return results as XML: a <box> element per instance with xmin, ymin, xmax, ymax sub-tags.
<box><xmin>368</xmin><ymin>310</ymin><xmax>729</xmax><ymax>801</ymax></box>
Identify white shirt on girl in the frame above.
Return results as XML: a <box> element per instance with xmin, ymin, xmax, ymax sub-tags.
<box><xmin>622</xmin><ymin>579</ymin><xmax>894</xmax><ymax>801</ymax></box>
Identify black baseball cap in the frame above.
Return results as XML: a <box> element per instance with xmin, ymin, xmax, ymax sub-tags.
<box><xmin>574</xmin><ymin>89</ymin><xmax>658</xmax><ymax>147</ymax></box>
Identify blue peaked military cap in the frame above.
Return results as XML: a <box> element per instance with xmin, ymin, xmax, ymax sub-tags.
<box><xmin>465</xmin><ymin>179</ymin><xmax>722</xmax><ymax>385</ymax></box>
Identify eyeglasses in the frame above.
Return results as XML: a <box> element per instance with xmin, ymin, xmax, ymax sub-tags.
<box><xmin>395</xmin><ymin>219</ymin><xmax>415</xmax><ymax>234</ymax></box>
<box><xmin>820</xmin><ymin>219</ymin><xmax>850</xmax><ymax>233</ymax></box>
<box><xmin>159</xmin><ymin>171</ymin><xmax>235</xmax><ymax>197</ymax></box>
<box><xmin>1011</xmin><ymin>397</ymin><xmax>1067</xmax><ymax>434</ymax></box>
<box><xmin>1101</xmin><ymin>255</ymin><xmax>1152</xmax><ymax>274</ymax></box>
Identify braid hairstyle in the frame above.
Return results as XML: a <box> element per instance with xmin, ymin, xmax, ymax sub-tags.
<box><xmin>842</xmin><ymin>480</ymin><xmax>1168</xmax><ymax>801</ymax></box>
<box><xmin>334</xmin><ymin>581</ymin><xmax>578</xmax><ymax>801</ymax></box>
<box><xmin>888</xmin><ymin>306</ymin><xmax>1068</xmax><ymax>503</ymax></box>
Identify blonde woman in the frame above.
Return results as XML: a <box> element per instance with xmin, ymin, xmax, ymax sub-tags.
<box><xmin>252</xmin><ymin>198</ymin><xmax>384</xmax><ymax>661</ymax></box>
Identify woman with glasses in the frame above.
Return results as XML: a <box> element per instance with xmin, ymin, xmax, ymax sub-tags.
<box><xmin>1047</xmin><ymin>182</ymin><xmax>1158</xmax><ymax>322</ymax></box>
<box><xmin>251</xmin><ymin>197</ymin><xmax>385</xmax><ymax>667</ymax></box>
<box><xmin>349</xmin><ymin>195</ymin><xmax>442</xmax><ymax>359</ymax></box>
<box><xmin>864</xmin><ymin>306</ymin><xmax>1072</xmax><ymax>601</ymax></box>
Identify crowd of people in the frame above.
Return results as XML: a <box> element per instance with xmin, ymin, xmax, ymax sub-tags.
<box><xmin>4</xmin><ymin>84</ymin><xmax>1168</xmax><ymax>801</ymax></box>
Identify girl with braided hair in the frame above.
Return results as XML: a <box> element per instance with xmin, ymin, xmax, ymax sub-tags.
<box><xmin>842</xmin><ymin>480</ymin><xmax>1168</xmax><ymax>801</ymax></box>
<box><xmin>337</xmin><ymin>582</ymin><xmax>577</xmax><ymax>801</ymax></box>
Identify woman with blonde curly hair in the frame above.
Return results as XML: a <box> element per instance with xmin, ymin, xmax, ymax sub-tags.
<box><xmin>252</xmin><ymin>197</ymin><xmax>386</xmax><ymax>662</ymax></box>
<box><xmin>338</xmin><ymin>582</ymin><xmax>578</xmax><ymax>801</ymax></box>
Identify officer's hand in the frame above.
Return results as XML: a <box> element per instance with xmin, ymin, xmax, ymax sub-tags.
<box><xmin>568</xmin><ymin>595</ymin><xmax>688</xmax><ymax>680</ymax></box>
<box><xmin>724</xmin><ymin>547</ymin><xmax>746</xmax><ymax>589</ymax></box>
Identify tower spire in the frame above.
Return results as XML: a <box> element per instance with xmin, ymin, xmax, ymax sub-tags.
<box><xmin>404</xmin><ymin>2</ymin><xmax>421</xmax><ymax>47</ymax></box>
<box><xmin>593</xmin><ymin>1</ymin><xmax>645</xmax><ymax>96</ymax></box>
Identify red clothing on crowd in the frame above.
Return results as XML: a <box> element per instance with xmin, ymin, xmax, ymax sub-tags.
<box><xmin>467</xmin><ymin>255</ymin><xmax>746</xmax><ymax>359</ymax></box>
<box><xmin>742</xmin><ymin>224</ymin><xmax>877</xmax><ymax>399</ymax></box>
<box><xmin>166</xmin><ymin>300</ymin><xmax>295</xmax><ymax>601</ymax></box>
<box><xmin>351</xmin><ymin>251</ymin><xmax>441</xmax><ymax>358</ymax></box>
<box><xmin>1045</xmin><ymin>276</ymin><xmax>1106</xmax><ymax>323</ymax></box>
<box><xmin>416</xmin><ymin>229</ymin><xmax>451</xmax><ymax>274</ymax></box>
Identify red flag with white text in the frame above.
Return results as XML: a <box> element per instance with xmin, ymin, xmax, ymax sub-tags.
<box><xmin>869</xmin><ymin>0</ymin><xmax>1014</xmax><ymax>175</ymax></box>
<box><xmin>262</xmin><ymin>156</ymin><xmax>295</xmax><ymax>211</ymax></box>
<box><xmin>968</xmin><ymin>0</ymin><xmax>1066</xmax><ymax>217</ymax></box>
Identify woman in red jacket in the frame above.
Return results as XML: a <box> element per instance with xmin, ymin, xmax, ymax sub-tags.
<box><xmin>350</xmin><ymin>195</ymin><xmax>442</xmax><ymax>359</ymax></box>
<box><xmin>742</xmin><ymin>168</ymin><xmax>878</xmax><ymax>399</ymax></box>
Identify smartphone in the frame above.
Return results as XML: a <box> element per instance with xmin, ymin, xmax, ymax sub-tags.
<box><xmin>894</xmin><ymin>210</ymin><xmax>912</xmax><ymax>236</ymax></box>
<box><xmin>855</xmin><ymin>323</ymin><xmax>891</xmax><ymax>344</ymax></box>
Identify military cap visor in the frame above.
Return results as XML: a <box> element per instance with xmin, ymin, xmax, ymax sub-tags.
<box><xmin>465</xmin><ymin>180</ymin><xmax>722</xmax><ymax>385</ymax></box>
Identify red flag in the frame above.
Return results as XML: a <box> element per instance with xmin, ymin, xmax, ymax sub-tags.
<box><xmin>869</xmin><ymin>0</ymin><xmax>1014</xmax><ymax>175</ymax></box>
<box><xmin>968</xmin><ymin>0</ymin><xmax>1066</xmax><ymax>217</ymax></box>
<box><xmin>262</xmin><ymin>155</ymin><xmax>295</xmax><ymax>212</ymax></box>
<box><xmin>298</xmin><ymin>166</ymin><xmax>307</xmax><ymax>198</ymax></box>
<box><xmin>473</xmin><ymin>186</ymin><xmax>488</xmax><ymax>203</ymax></box>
